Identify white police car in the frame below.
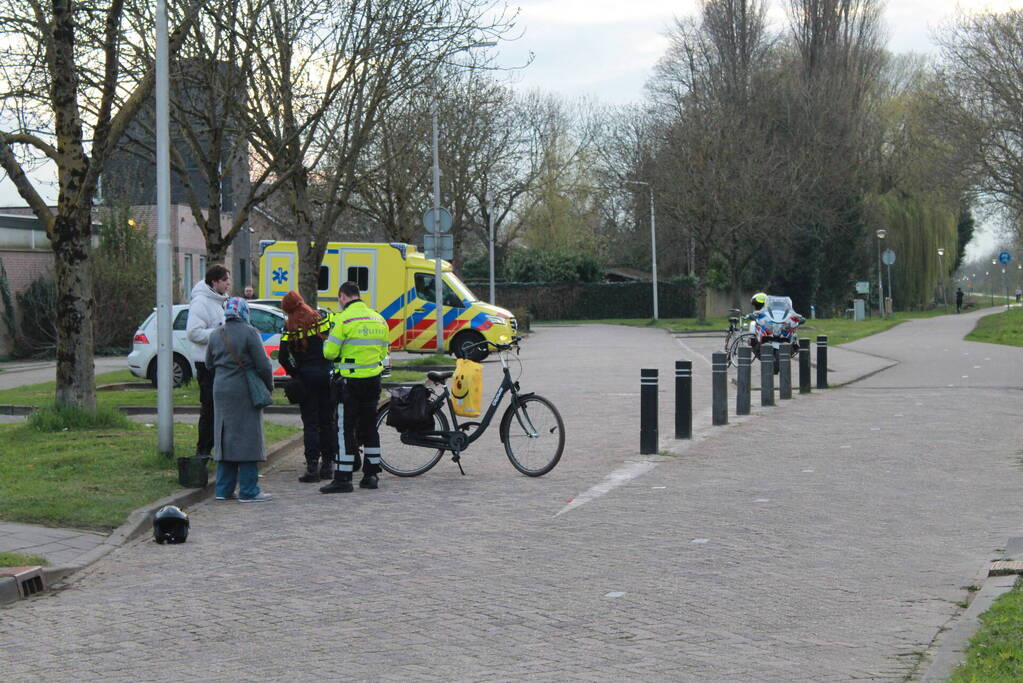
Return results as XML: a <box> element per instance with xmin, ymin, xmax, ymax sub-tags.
<box><xmin>127</xmin><ymin>303</ymin><xmax>287</xmax><ymax>387</ymax></box>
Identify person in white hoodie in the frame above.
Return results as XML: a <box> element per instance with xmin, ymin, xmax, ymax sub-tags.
<box><xmin>187</xmin><ymin>264</ymin><xmax>231</xmax><ymax>457</ymax></box>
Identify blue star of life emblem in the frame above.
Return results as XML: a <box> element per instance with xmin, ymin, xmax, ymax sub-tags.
<box><xmin>272</xmin><ymin>267</ymin><xmax>288</xmax><ymax>284</ymax></box>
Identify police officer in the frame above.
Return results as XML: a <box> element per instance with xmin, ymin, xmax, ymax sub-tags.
<box><xmin>320</xmin><ymin>281</ymin><xmax>389</xmax><ymax>493</ymax></box>
<box><xmin>279</xmin><ymin>290</ymin><xmax>336</xmax><ymax>483</ymax></box>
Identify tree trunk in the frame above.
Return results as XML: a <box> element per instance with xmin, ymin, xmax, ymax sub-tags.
<box><xmin>52</xmin><ymin>210</ymin><xmax>96</xmax><ymax>409</ymax></box>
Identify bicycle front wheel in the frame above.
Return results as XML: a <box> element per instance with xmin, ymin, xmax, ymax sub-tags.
<box><xmin>376</xmin><ymin>404</ymin><xmax>449</xmax><ymax>476</ymax></box>
<box><xmin>500</xmin><ymin>395</ymin><xmax>565</xmax><ymax>477</ymax></box>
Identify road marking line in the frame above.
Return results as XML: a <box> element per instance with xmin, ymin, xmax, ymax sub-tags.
<box><xmin>673</xmin><ymin>337</ymin><xmax>713</xmax><ymax>368</ymax></box>
<box><xmin>554</xmin><ymin>461</ymin><xmax>658</xmax><ymax>516</ymax></box>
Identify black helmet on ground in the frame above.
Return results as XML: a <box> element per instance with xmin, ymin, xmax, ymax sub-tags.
<box><xmin>153</xmin><ymin>505</ymin><xmax>189</xmax><ymax>544</ymax></box>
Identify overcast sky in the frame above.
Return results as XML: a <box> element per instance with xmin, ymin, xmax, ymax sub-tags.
<box><xmin>3</xmin><ymin>0</ymin><xmax>1021</xmax><ymax>259</ymax></box>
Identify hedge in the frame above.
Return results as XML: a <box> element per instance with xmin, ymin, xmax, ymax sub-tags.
<box><xmin>465</xmin><ymin>281</ymin><xmax>696</xmax><ymax>320</ymax></box>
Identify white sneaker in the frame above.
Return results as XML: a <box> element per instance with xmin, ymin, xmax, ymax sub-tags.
<box><xmin>238</xmin><ymin>492</ymin><xmax>273</xmax><ymax>503</ymax></box>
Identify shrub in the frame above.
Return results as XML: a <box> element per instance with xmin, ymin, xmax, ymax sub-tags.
<box><xmin>92</xmin><ymin>208</ymin><xmax>156</xmax><ymax>350</ymax></box>
<box><xmin>27</xmin><ymin>403</ymin><xmax>133</xmax><ymax>432</ymax></box>
<box><xmin>504</xmin><ymin>247</ymin><xmax>604</xmax><ymax>283</ymax></box>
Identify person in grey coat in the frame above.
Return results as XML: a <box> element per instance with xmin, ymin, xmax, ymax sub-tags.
<box><xmin>205</xmin><ymin>297</ymin><xmax>275</xmax><ymax>502</ymax></box>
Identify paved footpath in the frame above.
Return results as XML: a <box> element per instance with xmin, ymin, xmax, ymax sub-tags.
<box><xmin>2</xmin><ymin>311</ymin><xmax>1022</xmax><ymax>681</ymax></box>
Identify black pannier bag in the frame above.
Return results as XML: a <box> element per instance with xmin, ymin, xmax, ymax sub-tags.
<box><xmin>386</xmin><ymin>385</ymin><xmax>434</xmax><ymax>432</ymax></box>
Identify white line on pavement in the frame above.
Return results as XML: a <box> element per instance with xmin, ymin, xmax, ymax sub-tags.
<box><xmin>555</xmin><ymin>460</ymin><xmax>658</xmax><ymax>517</ymax></box>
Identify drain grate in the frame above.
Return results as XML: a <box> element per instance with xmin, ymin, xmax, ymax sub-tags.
<box><xmin>0</xmin><ymin>566</ymin><xmax>47</xmax><ymax>599</ymax></box>
<box><xmin>989</xmin><ymin>561</ymin><xmax>1023</xmax><ymax>577</ymax></box>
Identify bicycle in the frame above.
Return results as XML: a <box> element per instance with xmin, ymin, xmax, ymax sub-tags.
<box><xmin>375</xmin><ymin>335</ymin><xmax>565</xmax><ymax>477</ymax></box>
<box><xmin>723</xmin><ymin>308</ymin><xmax>755</xmax><ymax>367</ymax></box>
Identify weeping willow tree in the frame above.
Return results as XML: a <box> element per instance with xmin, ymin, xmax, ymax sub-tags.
<box><xmin>863</xmin><ymin>192</ymin><xmax>960</xmax><ymax>309</ymax></box>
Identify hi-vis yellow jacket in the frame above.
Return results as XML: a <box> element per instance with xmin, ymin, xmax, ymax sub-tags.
<box><xmin>323</xmin><ymin>300</ymin><xmax>388</xmax><ymax>378</ymax></box>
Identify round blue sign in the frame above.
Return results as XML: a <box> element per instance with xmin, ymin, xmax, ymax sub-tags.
<box><xmin>999</xmin><ymin>251</ymin><xmax>1012</xmax><ymax>264</ymax></box>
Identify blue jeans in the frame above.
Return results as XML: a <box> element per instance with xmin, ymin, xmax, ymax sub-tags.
<box><xmin>216</xmin><ymin>461</ymin><xmax>260</xmax><ymax>499</ymax></box>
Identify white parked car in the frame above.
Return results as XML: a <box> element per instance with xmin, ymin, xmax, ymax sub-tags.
<box><xmin>127</xmin><ymin>303</ymin><xmax>287</xmax><ymax>387</ymax></box>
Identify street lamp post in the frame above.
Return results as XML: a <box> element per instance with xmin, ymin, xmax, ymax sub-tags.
<box><xmin>1003</xmin><ymin>267</ymin><xmax>1009</xmax><ymax>310</ymax></box>
<box><xmin>875</xmin><ymin>229</ymin><xmax>887</xmax><ymax>318</ymax></box>
<box><xmin>430</xmin><ymin>41</ymin><xmax>495</xmax><ymax>354</ymax></box>
<box><xmin>937</xmin><ymin>247</ymin><xmax>947</xmax><ymax>312</ymax></box>
<box><xmin>626</xmin><ymin>181</ymin><xmax>658</xmax><ymax>320</ymax></box>
<box><xmin>991</xmin><ymin>258</ymin><xmax>997</xmax><ymax>306</ymax></box>
<box><xmin>154</xmin><ymin>0</ymin><xmax>173</xmax><ymax>456</ymax></box>
<box><xmin>486</xmin><ymin>191</ymin><xmax>495</xmax><ymax>305</ymax></box>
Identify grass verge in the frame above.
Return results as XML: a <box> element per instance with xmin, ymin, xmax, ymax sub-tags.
<box><xmin>392</xmin><ymin>354</ymin><xmax>454</xmax><ymax>368</ymax></box>
<box><xmin>965</xmin><ymin>307</ymin><xmax>1023</xmax><ymax>348</ymax></box>
<box><xmin>0</xmin><ymin>419</ymin><xmax>300</xmax><ymax>531</ymax></box>
<box><xmin>540</xmin><ymin>309</ymin><xmax>952</xmax><ymax>346</ymax></box>
<box><xmin>950</xmin><ymin>578</ymin><xmax>1023</xmax><ymax>682</ymax></box>
<box><xmin>0</xmin><ymin>552</ymin><xmax>49</xmax><ymax>567</ymax></box>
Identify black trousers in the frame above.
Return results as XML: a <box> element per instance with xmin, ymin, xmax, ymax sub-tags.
<box><xmin>337</xmin><ymin>374</ymin><xmax>382</xmax><ymax>480</ymax></box>
<box><xmin>195</xmin><ymin>361</ymin><xmax>215</xmax><ymax>455</ymax></box>
<box><xmin>297</xmin><ymin>364</ymin><xmax>338</xmax><ymax>462</ymax></box>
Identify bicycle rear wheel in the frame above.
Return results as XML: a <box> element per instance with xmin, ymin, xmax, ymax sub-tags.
<box><xmin>500</xmin><ymin>395</ymin><xmax>564</xmax><ymax>477</ymax></box>
<box><xmin>376</xmin><ymin>404</ymin><xmax>449</xmax><ymax>476</ymax></box>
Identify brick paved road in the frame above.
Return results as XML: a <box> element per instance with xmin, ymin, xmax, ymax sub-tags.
<box><xmin>2</xmin><ymin>313</ymin><xmax>1021</xmax><ymax>681</ymax></box>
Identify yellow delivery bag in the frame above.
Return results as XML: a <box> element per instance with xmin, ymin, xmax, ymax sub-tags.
<box><xmin>451</xmin><ymin>358</ymin><xmax>483</xmax><ymax>417</ymax></box>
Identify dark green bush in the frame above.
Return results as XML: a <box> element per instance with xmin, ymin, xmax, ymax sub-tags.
<box><xmin>504</xmin><ymin>247</ymin><xmax>604</xmax><ymax>283</ymax></box>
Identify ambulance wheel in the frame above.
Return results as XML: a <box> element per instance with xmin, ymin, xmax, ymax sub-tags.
<box><xmin>452</xmin><ymin>331</ymin><xmax>489</xmax><ymax>362</ymax></box>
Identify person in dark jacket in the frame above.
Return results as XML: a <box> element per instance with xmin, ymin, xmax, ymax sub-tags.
<box><xmin>279</xmin><ymin>290</ymin><xmax>338</xmax><ymax>483</ymax></box>
<box><xmin>205</xmin><ymin>297</ymin><xmax>274</xmax><ymax>502</ymax></box>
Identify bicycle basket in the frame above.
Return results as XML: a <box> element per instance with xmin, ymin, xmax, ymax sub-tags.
<box><xmin>386</xmin><ymin>385</ymin><xmax>434</xmax><ymax>432</ymax></box>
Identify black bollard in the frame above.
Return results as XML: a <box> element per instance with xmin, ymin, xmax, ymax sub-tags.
<box><xmin>675</xmin><ymin>361</ymin><xmax>692</xmax><ymax>440</ymax></box>
<box><xmin>798</xmin><ymin>338</ymin><xmax>811</xmax><ymax>394</ymax></box>
<box><xmin>640</xmin><ymin>368</ymin><xmax>658</xmax><ymax>454</ymax></box>
<box><xmin>816</xmin><ymin>335</ymin><xmax>828</xmax><ymax>389</ymax></box>
<box><xmin>760</xmin><ymin>350</ymin><xmax>775</xmax><ymax>406</ymax></box>
<box><xmin>712</xmin><ymin>352</ymin><xmax>728</xmax><ymax>425</ymax></box>
<box><xmin>779</xmin><ymin>343</ymin><xmax>792</xmax><ymax>400</ymax></box>
<box><xmin>736</xmin><ymin>345</ymin><xmax>751</xmax><ymax>416</ymax></box>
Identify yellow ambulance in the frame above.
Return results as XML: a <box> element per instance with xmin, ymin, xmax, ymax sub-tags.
<box><xmin>258</xmin><ymin>240</ymin><xmax>517</xmax><ymax>360</ymax></box>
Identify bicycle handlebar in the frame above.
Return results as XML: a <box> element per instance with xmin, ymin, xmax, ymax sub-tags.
<box><xmin>465</xmin><ymin>335</ymin><xmax>522</xmax><ymax>353</ymax></box>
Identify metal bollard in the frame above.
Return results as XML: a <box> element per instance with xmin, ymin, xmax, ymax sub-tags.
<box><xmin>760</xmin><ymin>350</ymin><xmax>774</xmax><ymax>406</ymax></box>
<box><xmin>798</xmin><ymin>338</ymin><xmax>811</xmax><ymax>394</ymax></box>
<box><xmin>736</xmin><ymin>346</ymin><xmax>751</xmax><ymax>416</ymax></box>
<box><xmin>816</xmin><ymin>335</ymin><xmax>828</xmax><ymax>389</ymax></box>
<box><xmin>675</xmin><ymin>361</ymin><xmax>692</xmax><ymax>440</ymax></box>
<box><xmin>778</xmin><ymin>343</ymin><xmax>792</xmax><ymax>400</ymax></box>
<box><xmin>640</xmin><ymin>368</ymin><xmax>658</xmax><ymax>454</ymax></box>
<box><xmin>712</xmin><ymin>352</ymin><xmax>728</xmax><ymax>425</ymax></box>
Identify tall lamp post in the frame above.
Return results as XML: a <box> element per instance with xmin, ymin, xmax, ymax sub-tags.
<box><xmin>154</xmin><ymin>0</ymin><xmax>173</xmax><ymax>456</ymax></box>
<box><xmin>626</xmin><ymin>180</ymin><xmax>658</xmax><ymax>320</ymax></box>
<box><xmin>486</xmin><ymin>191</ymin><xmax>495</xmax><ymax>305</ymax></box>
<box><xmin>991</xmin><ymin>258</ymin><xmax>997</xmax><ymax>306</ymax></box>
<box><xmin>936</xmin><ymin>247</ymin><xmax>947</xmax><ymax>312</ymax></box>
<box><xmin>430</xmin><ymin>41</ymin><xmax>494</xmax><ymax>353</ymax></box>
<box><xmin>875</xmin><ymin>229</ymin><xmax>887</xmax><ymax>318</ymax></box>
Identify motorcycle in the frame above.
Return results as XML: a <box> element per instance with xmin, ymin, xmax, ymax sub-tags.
<box><xmin>749</xmin><ymin>295</ymin><xmax>805</xmax><ymax>373</ymax></box>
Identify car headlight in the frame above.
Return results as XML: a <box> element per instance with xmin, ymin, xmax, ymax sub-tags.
<box><xmin>485</xmin><ymin>315</ymin><xmax>508</xmax><ymax>326</ymax></box>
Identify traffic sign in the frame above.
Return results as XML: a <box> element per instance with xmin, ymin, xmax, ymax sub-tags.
<box><xmin>999</xmin><ymin>251</ymin><xmax>1012</xmax><ymax>264</ymax></box>
<box><xmin>422</xmin><ymin>207</ymin><xmax>452</xmax><ymax>234</ymax></box>
<box><xmin>423</xmin><ymin>233</ymin><xmax>453</xmax><ymax>260</ymax></box>
<box><xmin>882</xmin><ymin>248</ymin><xmax>896</xmax><ymax>265</ymax></box>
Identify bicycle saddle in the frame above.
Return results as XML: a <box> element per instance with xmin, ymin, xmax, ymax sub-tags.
<box><xmin>427</xmin><ymin>371</ymin><xmax>453</xmax><ymax>383</ymax></box>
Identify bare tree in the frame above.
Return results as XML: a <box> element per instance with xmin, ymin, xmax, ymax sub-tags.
<box><xmin>936</xmin><ymin>9</ymin><xmax>1023</xmax><ymax>242</ymax></box>
<box><xmin>244</xmin><ymin>0</ymin><xmax>514</xmax><ymax>306</ymax></box>
<box><xmin>0</xmin><ymin>0</ymin><xmax>198</xmax><ymax>408</ymax></box>
<box><xmin>118</xmin><ymin>0</ymin><xmax>292</xmax><ymax>265</ymax></box>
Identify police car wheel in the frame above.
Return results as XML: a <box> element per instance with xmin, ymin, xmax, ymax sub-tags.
<box><xmin>148</xmin><ymin>355</ymin><xmax>192</xmax><ymax>388</ymax></box>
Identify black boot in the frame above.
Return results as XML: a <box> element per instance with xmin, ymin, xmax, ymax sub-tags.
<box><xmin>319</xmin><ymin>454</ymin><xmax>334</xmax><ymax>480</ymax></box>
<box><xmin>298</xmin><ymin>459</ymin><xmax>320</xmax><ymax>483</ymax></box>
<box><xmin>319</xmin><ymin>475</ymin><xmax>353</xmax><ymax>494</ymax></box>
<box><xmin>359</xmin><ymin>474</ymin><xmax>378</xmax><ymax>490</ymax></box>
